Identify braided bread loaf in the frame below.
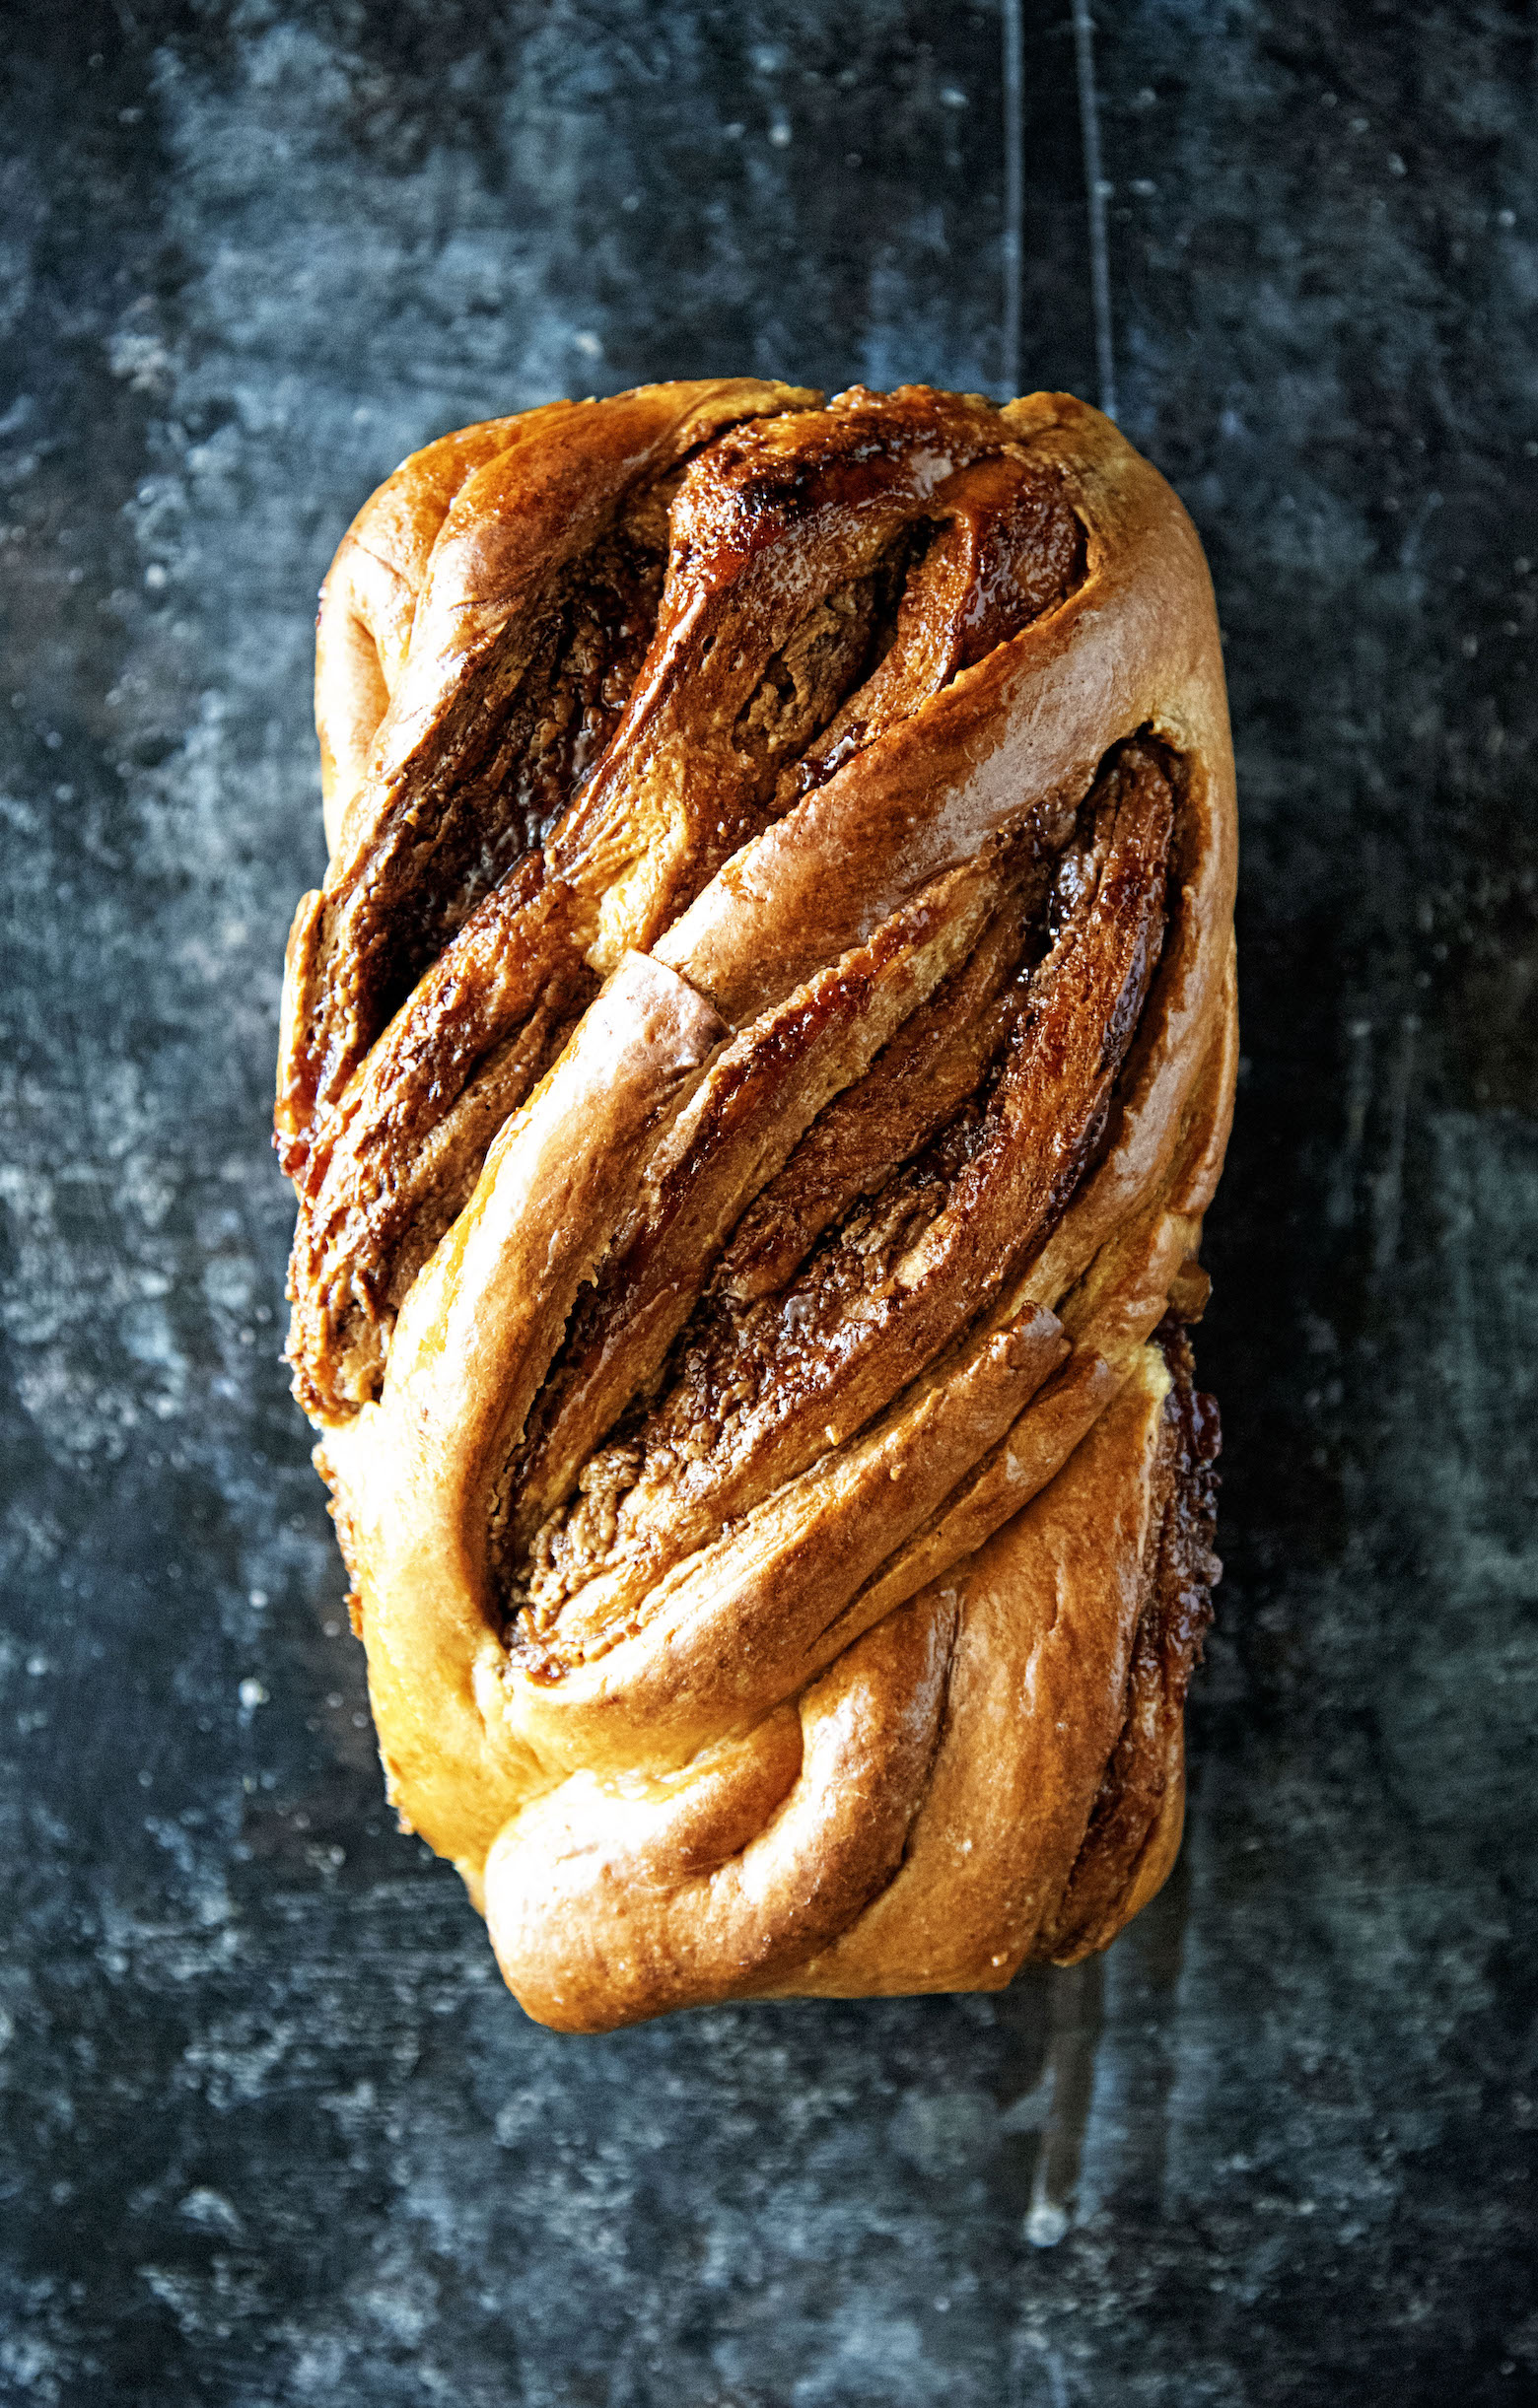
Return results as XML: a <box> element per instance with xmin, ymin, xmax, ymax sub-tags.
<box><xmin>276</xmin><ymin>379</ymin><xmax>1236</xmax><ymax>2031</ymax></box>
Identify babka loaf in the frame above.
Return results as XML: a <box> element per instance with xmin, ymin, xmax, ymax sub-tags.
<box><xmin>275</xmin><ymin>379</ymin><xmax>1236</xmax><ymax>2031</ymax></box>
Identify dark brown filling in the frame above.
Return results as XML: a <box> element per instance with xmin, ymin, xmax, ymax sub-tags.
<box><xmin>312</xmin><ymin>501</ymin><xmax>674</xmax><ymax>1120</ymax></box>
<box><xmin>506</xmin><ymin>738</ymin><xmax>1174</xmax><ymax>1668</ymax></box>
<box><xmin>785</xmin><ymin>454</ymin><xmax>1084</xmax><ymax>809</ymax></box>
<box><xmin>288</xmin><ymin>391</ymin><xmax>1091</xmax><ymax>1421</ymax></box>
<box><xmin>287</xmin><ymin>859</ymin><xmax>599</xmax><ymax>1415</ymax></box>
<box><xmin>1038</xmin><ymin>1317</ymin><xmax>1222</xmax><ymax>1961</ymax></box>
<box><xmin>733</xmin><ymin>549</ymin><xmax>910</xmax><ymax>794</ymax></box>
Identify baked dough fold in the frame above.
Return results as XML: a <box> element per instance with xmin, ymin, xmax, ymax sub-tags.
<box><xmin>277</xmin><ymin>379</ymin><xmax>1236</xmax><ymax>2030</ymax></box>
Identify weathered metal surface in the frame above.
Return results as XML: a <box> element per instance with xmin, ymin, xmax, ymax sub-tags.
<box><xmin>0</xmin><ymin>5</ymin><xmax>1533</xmax><ymax>2401</ymax></box>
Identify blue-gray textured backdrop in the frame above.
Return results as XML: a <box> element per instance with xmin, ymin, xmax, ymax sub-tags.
<box><xmin>1</xmin><ymin>4</ymin><xmax>1535</xmax><ymax>2402</ymax></box>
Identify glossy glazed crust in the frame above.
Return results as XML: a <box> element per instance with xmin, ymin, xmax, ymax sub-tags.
<box><xmin>282</xmin><ymin>377</ymin><xmax>813</xmax><ymax>1164</ymax></box>
<box><xmin>282</xmin><ymin>382</ymin><xmax>1237</xmax><ymax>2032</ymax></box>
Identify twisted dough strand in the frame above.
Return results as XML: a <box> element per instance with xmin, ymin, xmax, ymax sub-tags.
<box><xmin>278</xmin><ymin>380</ymin><xmax>1236</xmax><ymax>2030</ymax></box>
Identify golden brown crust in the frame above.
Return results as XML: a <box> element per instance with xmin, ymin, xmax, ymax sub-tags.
<box><xmin>280</xmin><ymin>381</ymin><xmax>1237</xmax><ymax>2030</ymax></box>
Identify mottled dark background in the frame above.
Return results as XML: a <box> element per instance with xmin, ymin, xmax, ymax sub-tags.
<box><xmin>1</xmin><ymin>2</ymin><xmax>1534</xmax><ymax>2401</ymax></box>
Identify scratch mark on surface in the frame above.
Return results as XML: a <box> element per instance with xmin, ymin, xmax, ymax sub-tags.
<box><xmin>1071</xmin><ymin>0</ymin><xmax>1117</xmax><ymax>420</ymax></box>
<box><xmin>1000</xmin><ymin>0</ymin><xmax>1023</xmax><ymax>397</ymax></box>
<box><xmin>1369</xmin><ymin>1014</ymin><xmax>1418</xmax><ymax>1276</ymax></box>
<box><xmin>1328</xmin><ymin>1016</ymin><xmax>1376</xmax><ymax>1230</ymax></box>
<box><xmin>1024</xmin><ymin>1952</ymin><xmax>1103</xmax><ymax>2245</ymax></box>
